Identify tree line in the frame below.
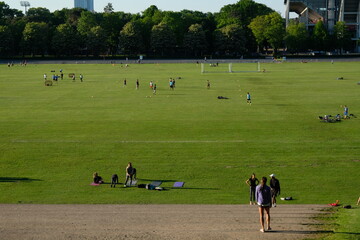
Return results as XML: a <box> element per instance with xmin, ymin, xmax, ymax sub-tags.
<box><xmin>0</xmin><ymin>0</ymin><xmax>353</xmax><ymax>58</ymax></box>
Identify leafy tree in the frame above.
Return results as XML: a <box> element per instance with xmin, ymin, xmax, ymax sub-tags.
<box><xmin>26</xmin><ymin>7</ymin><xmax>52</xmax><ymax>23</ymax></box>
<box><xmin>101</xmin><ymin>12</ymin><xmax>132</xmax><ymax>55</ymax></box>
<box><xmin>140</xmin><ymin>6</ymin><xmax>163</xmax><ymax>52</ymax></box>
<box><xmin>285</xmin><ymin>21</ymin><xmax>308</xmax><ymax>53</ymax></box>
<box><xmin>104</xmin><ymin>3</ymin><xmax>114</xmax><ymax>13</ymax></box>
<box><xmin>0</xmin><ymin>25</ymin><xmax>14</xmax><ymax>56</ymax></box>
<box><xmin>142</xmin><ymin>5</ymin><xmax>160</xmax><ymax>19</ymax></box>
<box><xmin>334</xmin><ymin>21</ymin><xmax>352</xmax><ymax>54</ymax></box>
<box><xmin>161</xmin><ymin>11</ymin><xmax>187</xmax><ymax>46</ymax></box>
<box><xmin>52</xmin><ymin>8</ymin><xmax>69</xmax><ymax>26</ymax></box>
<box><xmin>65</xmin><ymin>8</ymin><xmax>86</xmax><ymax>26</ymax></box>
<box><xmin>151</xmin><ymin>23</ymin><xmax>176</xmax><ymax>56</ymax></box>
<box><xmin>77</xmin><ymin>11</ymin><xmax>97</xmax><ymax>36</ymax></box>
<box><xmin>264</xmin><ymin>12</ymin><xmax>285</xmax><ymax>55</ymax></box>
<box><xmin>0</xmin><ymin>1</ymin><xmax>23</xmax><ymax>25</ymax></box>
<box><xmin>215</xmin><ymin>0</ymin><xmax>273</xmax><ymax>28</ymax></box>
<box><xmin>119</xmin><ymin>21</ymin><xmax>144</xmax><ymax>55</ymax></box>
<box><xmin>22</xmin><ymin>22</ymin><xmax>49</xmax><ymax>56</ymax></box>
<box><xmin>248</xmin><ymin>15</ymin><xmax>267</xmax><ymax>52</ymax></box>
<box><xmin>213</xmin><ymin>24</ymin><xmax>246</xmax><ymax>56</ymax></box>
<box><xmin>311</xmin><ymin>20</ymin><xmax>328</xmax><ymax>51</ymax></box>
<box><xmin>216</xmin><ymin>0</ymin><xmax>273</xmax><ymax>53</ymax></box>
<box><xmin>52</xmin><ymin>24</ymin><xmax>79</xmax><ymax>56</ymax></box>
<box><xmin>7</xmin><ymin>18</ymin><xmax>26</xmax><ymax>55</ymax></box>
<box><xmin>86</xmin><ymin>26</ymin><xmax>107</xmax><ymax>56</ymax></box>
<box><xmin>183</xmin><ymin>24</ymin><xmax>207</xmax><ymax>57</ymax></box>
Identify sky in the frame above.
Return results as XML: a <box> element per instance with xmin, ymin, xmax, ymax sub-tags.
<box><xmin>4</xmin><ymin>0</ymin><xmax>285</xmax><ymax>15</ymax></box>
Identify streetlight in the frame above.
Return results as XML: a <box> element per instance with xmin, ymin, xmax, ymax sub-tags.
<box><xmin>20</xmin><ymin>1</ymin><xmax>30</xmax><ymax>15</ymax></box>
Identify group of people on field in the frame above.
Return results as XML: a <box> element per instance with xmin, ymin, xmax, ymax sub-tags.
<box><xmin>123</xmin><ymin>77</ymin><xmax>181</xmax><ymax>95</ymax></box>
<box><xmin>92</xmin><ymin>162</ymin><xmax>137</xmax><ymax>188</ymax></box>
<box><xmin>42</xmin><ymin>69</ymin><xmax>83</xmax><ymax>83</ymax></box>
<box><xmin>246</xmin><ymin>173</ymin><xmax>280</xmax><ymax>232</ymax></box>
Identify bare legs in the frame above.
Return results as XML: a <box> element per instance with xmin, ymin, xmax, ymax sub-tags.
<box><xmin>258</xmin><ymin>206</ymin><xmax>271</xmax><ymax>232</ymax></box>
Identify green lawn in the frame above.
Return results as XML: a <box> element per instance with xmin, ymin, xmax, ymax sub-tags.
<box><xmin>319</xmin><ymin>206</ymin><xmax>360</xmax><ymax>240</ymax></box>
<box><xmin>0</xmin><ymin>61</ymin><xmax>359</xmax><ymax>205</ymax></box>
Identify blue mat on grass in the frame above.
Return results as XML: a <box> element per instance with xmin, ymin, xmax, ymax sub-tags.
<box><xmin>150</xmin><ymin>181</ymin><xmax>162</xmax><ymax>187</ymax></box>
<box><xmin>173</xmin><ymin>182</ymin><xmax>185</xmax><ymax>187</ymax></box>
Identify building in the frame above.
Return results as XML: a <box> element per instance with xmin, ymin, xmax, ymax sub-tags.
<box><xmin>285</xmin><ymin>0</ymin><xmax>360</xmax><ymax>52</ymax></box>
<box><xmin>74</xmin><ymin>0</ymin><xmax>94</xmax><ymax>12</ymax></box>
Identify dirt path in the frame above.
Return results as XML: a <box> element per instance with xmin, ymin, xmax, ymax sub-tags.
<box><xmin>0</xmin><ymin>204</ymin><xmax>329</xmax><ymax>240</ymax></box>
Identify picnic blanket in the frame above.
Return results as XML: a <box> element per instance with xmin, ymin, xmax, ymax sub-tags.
<box><xmin>150</xmin><ymin>181</ymin><xmax>162</xmax><ymax>187</ymax></box>
<box><xmin>126</xmin><ymin>180</ymin><xmax>137</xmax><ymax>186</ymax></box>
<box><xmin>173</xmin><ymin>182</ymin><xmax>185</xmax><ymax>187</ymax></box>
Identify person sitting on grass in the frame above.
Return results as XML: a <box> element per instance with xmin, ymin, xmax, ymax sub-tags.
<box><xmin>93</xmin><ymin>172</ymin><xmax>103</xmax><ymax>184</ymax></box>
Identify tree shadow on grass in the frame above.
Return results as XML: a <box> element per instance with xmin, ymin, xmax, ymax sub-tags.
<box><xmin>268</xmin><ymin>230</ymin><xmax>334</xmax><ymax>234</ymax></box>
<box><xmin>0</xmin><ymin>177</ymin><xmax>42</xmax><ymax>183</ymax></box>
<box><xmin>135</xmin><ymin>179</ymin><xmax>219</xmax><ymax>190</ymax></box>
<box><xmin>333</xmin><ymin>232</ymin><xmax>360</xmax><ymax>236</ymax></box>
<box><xmin>171</xmin><ymin>187</ymin><xmax>220</xmax><ymax>191</ymax></box>
<box><xmin>269</xmin><ymin>230</ymin><xmax>360</xmax><ymax>237</ymax></box>
<box><xmin>136</xmin><ymin>178</ymin><xmax>178</xmax><ymax>183</ymax></box>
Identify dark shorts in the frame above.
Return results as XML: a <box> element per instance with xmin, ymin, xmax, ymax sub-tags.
<box><xmin>271</xmin><ymin>189</ymin><xmax>279</xmax><ymax>197</ymax></box>
<box><xmin>258</xmin><ymin>203</ymin><xmax>271</xmax><ymax>208</ymax></box>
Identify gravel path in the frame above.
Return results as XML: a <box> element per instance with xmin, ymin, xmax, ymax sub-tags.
<box><xmin>0</xmin><ymin>204</ymin><xmax>329</xmax><ymax>240</ymax></box>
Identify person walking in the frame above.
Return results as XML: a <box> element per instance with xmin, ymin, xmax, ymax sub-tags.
<box><xmin>269</xmin><ymin>174</ymin><xmax>281</xmax><ymax>207</ymax></box>
<box><xmin>153</xmin><ymin>84</ymin><xmax>157</xmax><ymax>95</ymax></box>
<box><xmin>246</xmin><ymin>92</ymin><xmax>251</xmax><ymax>104</ymax></box>
<box><xmin>256</xmin><ymin>177</ymin><xmax>272</xmax><ymax>233</ymax></box>
<box><xmin>246</xmin><ymin>173</ymin><xmax>259</xmax><ymax>205</ymax></box>
<box><xmin>136</xmin><ymin>79</ymin><xmax>139</xmax><ymax>90</ymax></box>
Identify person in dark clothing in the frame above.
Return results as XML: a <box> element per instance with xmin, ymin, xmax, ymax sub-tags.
<box><xmin>124</xmin><ymin>162</ymin><xmax>136</xmax><ymax>187</ymax></box>
<box><xmin>111</xmin><ymin>174</ymin><xmax>118</xmax><ymax>188</ymax></box>
<box><xmin>246</xmin><ymin>173</ymin><xmax>259</xmax><ymax>205</ymax></box>
<box><xmin>93</xmin><ymin>172</ymin><xmax>103</xmax><ymax>184</ymax></box>
<box><xmin>269</xmin><ymin>174</ymin><xmax>280</xmax><ymax>207</ymax></box>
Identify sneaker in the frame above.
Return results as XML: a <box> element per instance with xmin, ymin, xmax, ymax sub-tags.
<box><xmin>274</xmin><ymin>203</ymin><xmax>276</xmax><ymax>207</ymax></box>
<box><xmin>267</xmin><ymin>227</ymin><xmax>272</xmax><ymax>231</ymax></box>
<box><xmin>124</xmin><ymin>185</ymin><xmax>127</xmax><ymax>188</ymax></box>
<box><xmin>260</xmin><ymin>229</ymin><xmax>265</xmax><ymax>233</ymax></box>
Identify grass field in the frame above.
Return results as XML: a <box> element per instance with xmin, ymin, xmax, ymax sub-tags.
<box><xmin>321</xmin><ymin>207</ymin><xmax>360</xmax><ymax>240</ymax></box>
<box><xmin>0</xmin><ymin>61</ymin><xmax>359</xmax><ymax>205</ymax></box>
